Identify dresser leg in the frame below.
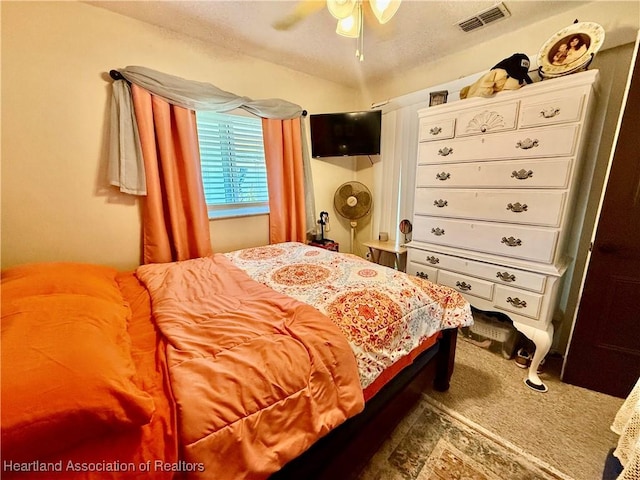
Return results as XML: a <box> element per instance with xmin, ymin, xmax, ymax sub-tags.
<box><xmin>513</xmin><ymin>322</ymin><xmax>553</xmax><ymax>393</ymax></box>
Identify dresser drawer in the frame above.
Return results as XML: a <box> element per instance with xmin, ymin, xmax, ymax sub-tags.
<box><xmin>419</xmin><ymin>117</ymin><xmax>455</xmax><ymax>142</ymax></box>
<box><xmin>415</xmin><ymin>158</ymin><xmax>573</xmax><ymax>189</ymax></box>
<box><xmin>417</xmin><ymin>124</ymin><xmax>579</xmax><ymax>164</ymax></box>
<box><xmin>407</xmin><ymin>247</ymin><xmax>547</xmax><ymax>293</ymax></box>
<box><xmin>412</xmin><ymin>216</ymin><xmax>559</xmax><ymax>263</ymax></box>
<box><xmin>414</xmin><ymin>189</ymin><xmax>566</xmax><ymax>227</ymax></box>
<box><xmin>438</xmin><ymin>270</ymin><xmax>494</xmax><ymax>301</ymax></box>
<box><xmin>455</xmin><ymin>101</ymin><xmax>519</xmax><ymax>137</ymax></box>
<box><xmin>406</xmin><ymin>262</ymin><xmax>438</xmax><ymax>282</ymax></box>
<box><xmin>408</xmin><ymin>249</ymin><xmax>445</xmax><ymax>267</ymax></box>
<box><xmin>494</xmin><ymin>285</ymin><xmax>543</xmax><ymax>320</ymax></box>
<box><xmin>519</xmin><ymin>92</ymin><xmax>585</xmax><ymax>128</ymax></box>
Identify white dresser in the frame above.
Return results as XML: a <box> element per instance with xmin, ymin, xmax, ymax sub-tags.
<box><xmin>406</xmin><ymin>70</ymin><xmax>599</xmax><ymax>392</ymax></box>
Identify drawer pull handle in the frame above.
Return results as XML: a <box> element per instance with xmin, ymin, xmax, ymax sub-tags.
<box><xmin>425</xmin><ymin>256</ymin><xmax>440</xmax><ymax>265</ymax></box>
<box><xmin>540</xmin><ymin>107</ymin><xmax>560</xmax><ymax>118</ymax></box>
<box><xmin>434</xmin><ymin>199</ymin><xmax>448</xmax><ymax>208</ymax></box>
<box><xmin>416</xmin><ymin>271</ymin><xmax>429</xmax><ymax>280</ymax></box>
<box><xmin>438</xmin><ymin>147</ymin><xmax>454</xmax><ymax>156</ymax></box>
<box><xmin>496</xmin><ymin>271</ymin><xmax>516</xmax><ymax>282</ymax></box>
<box><xmin>431</xmin><ymin>228</ymin><xmax>445</xmax><ymax>236</ymax></box>
<box><xmin>506</xmin><ymin>297</ymin><xmax>527</xmax><ymax>308</ymax></box>
<box><xmin>511</xmin><ymin>169</ymin><xmax>534</xmax><ymax>180</ymax></box>
<box><xmin>429</xmin><ymin>126</ymin><xmax>442</xmax><ymax>136</ymax></box>
<box><xmin>506</xmin><ymin>202</ymin><xmax>528</xmax><ymax>213</ymax></box>
<box><xmin>456</xmin><ymin>281</ymin><xmax>472</xmax><ymax>291</ymax></box>
<box><xmin>501</xmin><ymin>236</ymin><xmax>522</xmax><ymax>247</ymax></box>
<box><xmin>516</xmin><ymin>138</ymin><xmax>539</xmax><ymax>150</ymax></box>
<box><xmin>436</xmin><ymin>172</ymin><xmax>451</xmax><ymax>181</ymax></box>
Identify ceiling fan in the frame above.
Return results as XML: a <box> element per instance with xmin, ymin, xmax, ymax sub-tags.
<box><xmin>273</xmin><ymin>0</ymin><xmax>402</xmax><ymax>61</ymax></box>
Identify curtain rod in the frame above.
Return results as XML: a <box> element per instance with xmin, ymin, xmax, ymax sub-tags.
<box><xmin>108</xmin><ymin>69</ymin><xmax>307</xmax><ymax>116</ymax></box>
<box><xmin>109</xmin><ymin>70</ymin><xmax>127</xmax><ymax>81</ymax></box>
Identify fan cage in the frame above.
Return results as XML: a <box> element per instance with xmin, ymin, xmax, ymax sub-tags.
<box><xmin>333</xmin><ymin>181</ymin><xmax>372</xmax><ymax>221</ymax></box>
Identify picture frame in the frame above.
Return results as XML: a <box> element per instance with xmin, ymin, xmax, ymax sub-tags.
<box><xmin>429</xmin><ymin>90</ymin><xmax>448</xmax><ymax>107</ymax></box>
<box><xmin>537</xmin><ymin>21</ymin><xmax>605</xmax><ymax>78</ymax></box>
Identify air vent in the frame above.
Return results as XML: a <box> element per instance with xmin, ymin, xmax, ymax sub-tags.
<box><xmin>457</xmin><ymin>3</ymin><xmax>511</xmax><ymax>33</ymax></box>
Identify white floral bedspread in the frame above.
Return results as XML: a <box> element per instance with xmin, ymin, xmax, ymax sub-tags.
<box><xmin>225</xmin><ymin>242</ymin><xmax>473</xmax><ymax>391</ymax></box>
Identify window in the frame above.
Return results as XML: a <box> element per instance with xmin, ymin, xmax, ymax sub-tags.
<box><xmin>195</xmin><ymin>111</ymin><xmax>269</xmax><ymax>218</ymax></box>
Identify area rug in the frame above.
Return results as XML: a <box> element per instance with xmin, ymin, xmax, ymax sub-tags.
<box><xmin>357</xmin><ymin>395</ymin><xmax>574</xmax><ymax>480</ymax></box>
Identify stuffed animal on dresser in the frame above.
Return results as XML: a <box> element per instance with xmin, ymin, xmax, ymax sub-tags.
<box><xmin>460</xmin><ymin>53</ymin><xmax>533</xmax><ymax>99</ymax></box>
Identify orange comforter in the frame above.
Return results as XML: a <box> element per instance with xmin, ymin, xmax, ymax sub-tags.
<box><xmin>136</xmin><ymin>255</ymin><xmax>364</xmax><ymax>480</ymax></box>
<box><xmin>1</xmin><ymin>267</ymin><xmax>177</xmax><ymax>480</ymax></box>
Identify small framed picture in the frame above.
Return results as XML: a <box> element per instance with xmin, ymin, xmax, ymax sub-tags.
<box><xmin>429</xmin><ymin>90</ymin><xmax>448</xmax><ymax>107</ymax></box>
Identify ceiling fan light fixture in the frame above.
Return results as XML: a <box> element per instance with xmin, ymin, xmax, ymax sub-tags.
<box><xmin>336</xmin><ymin>13</ymin><xmax>360</xmax><ymax>38</ymax></box>
<box><xmin>327</xmin><ymin>0</ymin><xmax>357</xmax><ymax>20</ymax></box>
<box><xmin>370</xmin><ymin>0</ymin><xmax>401</xmax><ymax>24</ymax></box>
<box><xmin>332</xmin><ymin>0</ymin><xmax>401</xmax><ymax>62</ymax></box>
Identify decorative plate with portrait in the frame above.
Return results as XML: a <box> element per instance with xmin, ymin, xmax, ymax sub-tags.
<box><xmin>537</xmin><ymin>22</ymin><xmax>605</xmax><ymax>78</ymax></box>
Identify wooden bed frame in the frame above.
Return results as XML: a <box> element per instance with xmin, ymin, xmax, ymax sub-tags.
<box><xmin>270</xmin><ymin>328</ymin><xmax>458</xmax><ymax>480</ymax></box>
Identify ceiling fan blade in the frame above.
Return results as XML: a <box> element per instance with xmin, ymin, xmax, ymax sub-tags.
<box><xmin>272</xmin><ymin>0</ymin><xmax>326</xmax><ymax>31</ymax></box>
<box><xmin>363</xmin><ymin>3</ymin><xmax>397</xmax><ymax>40</ymax></box>
<box><xmin>368</xmin><ymin>0</ymin><xmax>401</xmax><ymax>24</ymax></box>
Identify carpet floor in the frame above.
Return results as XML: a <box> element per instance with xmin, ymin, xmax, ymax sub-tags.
<box><xmin>359</xmin><ymin>336</ymin><xmax>625</xmax><ymax>480</ymax></box>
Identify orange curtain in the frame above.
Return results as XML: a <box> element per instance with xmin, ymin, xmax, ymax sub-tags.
<box><xmin>262</xmin><ymin>118</ymin><xmax>306</xmax><ymax>244</ymax></box>
<box><xmin>131</xmin><ymin>84</ymin><xmax>213</xmax><ymax>264</ymax></box>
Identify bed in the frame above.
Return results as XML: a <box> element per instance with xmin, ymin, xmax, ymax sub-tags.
<box><xmin>1</xmin><ymin>242</ymin><xmax>472</xmax><ymax>480</ymax></box>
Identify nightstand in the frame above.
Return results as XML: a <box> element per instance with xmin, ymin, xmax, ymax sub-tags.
<box><xmin>308</xmin><ymin>241</ymin><xmax>339</xmax><ymax>252</ymax></box>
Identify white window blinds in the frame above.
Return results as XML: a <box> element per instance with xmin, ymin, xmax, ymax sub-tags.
<box><xmin>196</xmin><ymin>111</ymin><xmax>269</xmax><ymax>218</ymax></box>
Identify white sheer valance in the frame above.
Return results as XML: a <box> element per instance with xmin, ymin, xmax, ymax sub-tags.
<box><xmin>116</xmin><ymin>66</ymin><xmax>303</xmax><ymax>118</ymax></box>
<box><xmin>108</xmin><ymin>66</ymin><xmax>305</xmax><ymax>196</ymax></box>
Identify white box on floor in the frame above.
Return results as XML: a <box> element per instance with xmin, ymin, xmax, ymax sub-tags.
<box><xmin>460</xmin><ymin>312</ymin><xmax>519</xmax><ymax>359</ymax></box>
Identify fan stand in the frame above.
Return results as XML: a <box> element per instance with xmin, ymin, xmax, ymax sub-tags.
<box><xmin>350</xmin><ymin>221</ymin><xmax>358</xmax><ymax>253</ymax></box>
<box><xmin>333</xmin><ymin>181</ymin><xmax>373</xmax><ymax>254</ymax></box>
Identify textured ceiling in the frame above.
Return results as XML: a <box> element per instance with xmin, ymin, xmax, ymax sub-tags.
<box><xmin>87</xmin><ymin>1</ymin><xmax>601</xmax><ymax>88</ymax></box>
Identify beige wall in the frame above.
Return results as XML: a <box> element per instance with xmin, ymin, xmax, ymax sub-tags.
<box><xmin>0</xmin><ymin>1</ymin><xmax>365</xmax><ymax>269</ymax></box>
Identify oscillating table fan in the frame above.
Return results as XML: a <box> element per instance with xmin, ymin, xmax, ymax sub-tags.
<box><xmin>333</xmin><ymin>181</ymin><xmax>372</xmax><ymax>252</ymax></box>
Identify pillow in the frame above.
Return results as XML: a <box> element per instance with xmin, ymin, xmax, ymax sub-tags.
<box><xmin>1</xmin><ymin>265</ymin><xmax>155</xmax><ymax>462</ymax></box>
<box><xmin>1</xmin><ymin>262</ymin><xmax>122</xmax><ymax>303</ymax></box>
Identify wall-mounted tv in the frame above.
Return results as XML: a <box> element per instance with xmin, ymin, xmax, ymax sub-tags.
<box><xmin>310</xmin><ymin>110</ymin><xmax>381</xmax><ymax>158</ymax></box>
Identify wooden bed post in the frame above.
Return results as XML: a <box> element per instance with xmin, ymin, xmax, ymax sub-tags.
<box><xmin>434</xmin><ymin>328</ymin><xmax>458</xmax><ymax>391</ymax></box>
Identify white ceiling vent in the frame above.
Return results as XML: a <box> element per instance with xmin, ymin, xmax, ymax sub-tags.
<box><xmin>457</xmin><ymin>3</ymin><xmax>511</xmax><ymax>33</ymax></box>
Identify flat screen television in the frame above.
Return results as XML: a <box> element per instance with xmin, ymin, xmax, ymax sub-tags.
<box><xmin>310</xmin><ymin>110</ymin><xmax>381</xmax><ymax>158</ymax></box>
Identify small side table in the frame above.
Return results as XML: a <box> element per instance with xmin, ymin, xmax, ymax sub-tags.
<box><xmin>362</xmin><ymin>240</ymin><xmax>407</xmax><ymax>271</ymax></box>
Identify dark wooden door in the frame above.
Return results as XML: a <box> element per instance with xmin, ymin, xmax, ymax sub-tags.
<box><xmin>563</xmin><ymin>51</ymin><xmax>640</xmax><ymax>398</ymax></box>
